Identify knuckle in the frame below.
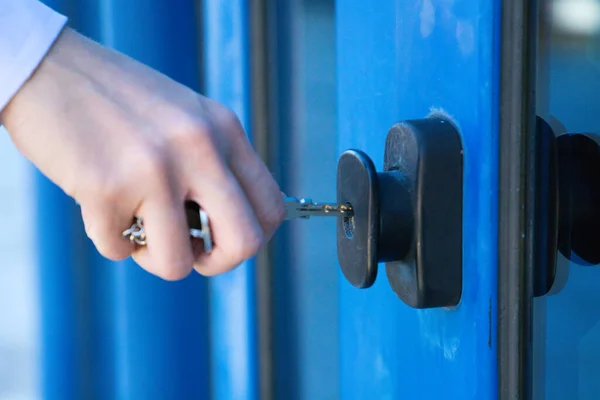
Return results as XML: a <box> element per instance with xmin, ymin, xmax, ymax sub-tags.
<box><xmin>101</xmin><ymin>179</ymin><xmax>127</xmax><ymax>205</ymax></box>
<box><xmin>170</xmin><ymin>113</ymin><xmax>212</xmax><ymax>142</ymax></box>
<box><xmin>215</xmin><ymin>108</ymin><xmax>244</xmax><ymax>135</ymax></box>
<box><xmin>214</xmin><ymin>108</ymin><xmax>249</xmax><ymax>149</ymax></box>
<box><xmin>169</xmin><ymin>115</ymin><xmax>221</xmax><ymax>159</ymax></box>
<box><xmin>213</xmin><ymin>108</ymin><xmax>250</xmax><ymax>162</ymax></box>
<box><xmin>79</xmin><ymin>146</ymin><xmax>169</xmax><ymax>205</ymax></box>
<box><xmin>80</xmin><ymin>170</ymin><xmax>125</xmax><ymax>205</ymax></box>
<box><xmin>134</xmin><ymin>146</ymin><xmax>170</xmax><ymax>184</ymax></box>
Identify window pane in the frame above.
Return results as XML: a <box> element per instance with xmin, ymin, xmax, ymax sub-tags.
<box><xmin>534</xmin><ymin>1</ymin><xmax>600</xmax><ymax>399</ymax></box>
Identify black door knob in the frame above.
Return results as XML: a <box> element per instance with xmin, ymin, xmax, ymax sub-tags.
<box><xmin>336</xmin><ymin>116</ymin><xmax>464</xmax><ymax>309</ymax></box>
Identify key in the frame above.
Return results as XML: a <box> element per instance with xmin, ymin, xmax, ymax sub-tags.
<box><xmin>124</xmin><ymin>197</ymin><xmax>349</xmax><ymax>253</ymax></box>
<box><xmin>284</xmin><ymin>197</ymin><xmax>353</xmax><ymax>220</ymax></box>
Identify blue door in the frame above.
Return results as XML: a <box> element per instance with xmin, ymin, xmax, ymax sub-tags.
<box><xmin>336</xmin><ymin>1</ymin><xmax>500</xmax><ymax>398</ymax></box>
<box><xmin>335</xmin><ymin>1</ymin><xmax>600</xmax><ymax>399</ymax></box>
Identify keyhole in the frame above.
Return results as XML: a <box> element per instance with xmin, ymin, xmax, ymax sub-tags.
<box><xmin>343</xmin><ymin>202</ymin><xmax>355</xmax><ymax>239</ymax></box>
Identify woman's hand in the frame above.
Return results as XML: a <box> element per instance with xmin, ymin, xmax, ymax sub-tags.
<box><xmin>0</xmin><ymin>28</ymin><xmax>285</xmax><ymax>280</ymax></box>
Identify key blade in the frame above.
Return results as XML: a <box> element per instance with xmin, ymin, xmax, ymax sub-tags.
<box><xmin>284</xmin><ymin>197</ymin><xmax>353</xmax><ymax>219</ymax></box>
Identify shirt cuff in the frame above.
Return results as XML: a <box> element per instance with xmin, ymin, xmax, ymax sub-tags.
<box><xmin>0</xmin><ymin>1</ymin><xmax>68</xmax><ymax>113</ymax></box>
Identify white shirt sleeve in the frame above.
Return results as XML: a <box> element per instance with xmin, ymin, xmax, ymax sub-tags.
<box><xmin>0</xmin><ymin>0</ymin><xmax>67</xmax><ymax>112</ymax></box>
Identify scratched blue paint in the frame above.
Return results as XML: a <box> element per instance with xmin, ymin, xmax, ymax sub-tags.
<box><xmin>203</xmin><ymin>2</ymin><xmax>259</xmax><ymax>400</ymax></box>
<box><xmin>37</xmin><ymin>1</ymin><xmax>210</xmax><ymax>399</ymax></box>
<box><xmin>336</xmin><ymin>1</ymin><xmax>499</xmax><ymax>398</ymax></box>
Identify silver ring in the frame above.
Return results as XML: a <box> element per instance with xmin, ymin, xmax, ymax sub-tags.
<box><xmin>122</xmin><ymin>217</ymin><xmax>147</xmax><ymax>246</ymax></box>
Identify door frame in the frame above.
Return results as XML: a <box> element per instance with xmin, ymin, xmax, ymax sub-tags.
<box><xmin>498</xmin><ymin>0</ymin><xmax>539</xmax><ymax>398</ymax></box>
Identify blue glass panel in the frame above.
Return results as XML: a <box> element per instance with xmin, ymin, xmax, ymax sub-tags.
<box><xmin>534</xmin><ymin>2</ymin><xmax>600</xmax><ymax>398</ymax></box>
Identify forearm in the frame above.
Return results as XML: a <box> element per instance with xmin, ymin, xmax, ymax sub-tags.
<box><xmin>0</xmin><ymin>0</ymin><xmax>67</xmax><ymax>121</ymax></box>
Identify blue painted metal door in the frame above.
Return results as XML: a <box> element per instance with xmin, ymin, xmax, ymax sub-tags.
<box><xmin>336</xmin><ymin>2</ymin><xmax>498</xmax><ymax>398</ymax></box>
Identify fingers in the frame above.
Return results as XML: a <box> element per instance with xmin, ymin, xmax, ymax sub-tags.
<box><xmin>183</xmin><ymin>108</ymin><xmax>284</xmax><ymax>276</ymax></box>
<box><xmin>211</xmin><ymin>107</ymin><xmax>285</xmax><ymax>241</ymax></box>
<box><xmin>189</xmin><ymin>167</ymin><xmax>264</xmax><ymax>276</ymax></box>
<box><xmin>82</xmin><ymin>184</ymin><xmax>195</xmax><ymax>281</ymax></box>
<box><xmin>229</xmin><ymin>150</ymin><xmax>285</xmax><ymax>242</ymax></box>
<box><xmin>81</xmin><ymin>174</ymin><xmax>194</xmax><ymax>281</ymax></box>
<box><xmin>130</xmin><ymin>190</ymin><xmax>195</xmax><ymax>281</ymax></box>
<box><xmin>80</xmin><ymin>203</ymin><xmax>135</xmax><ymax>261</ymax></box>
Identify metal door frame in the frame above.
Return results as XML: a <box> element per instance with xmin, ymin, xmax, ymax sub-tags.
<box><xmin>498</xmin><ymin>0</ymin><xmax>539</xmax><ymax>398</ymax></box>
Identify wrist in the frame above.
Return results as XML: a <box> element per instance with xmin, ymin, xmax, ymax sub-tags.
<box><xmin>0</xmin><ymin>27</ymin><xmax>72</xmax><ymax>130</ymax></box>
<box><xmin>0</xmin><ymin>1</ymin><xmax>69</xmax><ymax>123</ymax></box>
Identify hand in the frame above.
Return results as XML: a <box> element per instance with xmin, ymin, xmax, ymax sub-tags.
<box><xmin>0</xmin><ymin>28</ymin><xmax>285</xmax><ymax>280</ymax></box>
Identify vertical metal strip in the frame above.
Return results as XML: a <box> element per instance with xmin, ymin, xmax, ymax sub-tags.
<box><xmin>268</xmin><ymin>1</ymin><xmax>301</xmax><ymax>398</ymax></box>
<box><xmin>203</xmin><ymin>2</ymin><xmax>259</xmax><ymax>399</ymax></box>
<box><xmin>249</xmin><ymin>0</ymin><xmax>275</xmax><ymax>399</ymax></box>
<box><xmin>498</xmin><ymin>0</ymin><xmax>538</xmax><ymax>398</ymax></box>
